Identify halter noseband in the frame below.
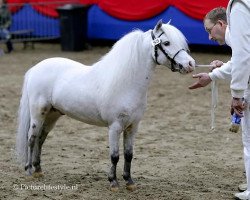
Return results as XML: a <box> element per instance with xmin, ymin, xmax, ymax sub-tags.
<box><xmin>151</xmin><ymin>31</ymin><xmax>185</xmax><ymax>73</ymax></box>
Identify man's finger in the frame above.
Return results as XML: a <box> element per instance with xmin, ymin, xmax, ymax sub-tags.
<box><xmin>209</xmin><ymin>66</ymin><xmax>216</xmax><ymax>72</ymax></box>
<box><xmin>230</xmin><ymin>107</ymin><xmax>234</xmax><ymax>115</ymax></box>
<box><xmin>233</xmin><ymin>108</ymin><xmax>244</xmax><ymax>117</ymax></box>
<box><xmin>242</xmin><ymin>100</ymin><xmax>247</xmax><ymax>110</ymax></box>
<box><xmin>188</xmin><ymin>82</ymin><xmax>203</xmax><ymax>89</ymax></box>
<box><xmin>192</xmin><ymin>74</ymin><xmax>202</xmax><ymax>78</ymax></box>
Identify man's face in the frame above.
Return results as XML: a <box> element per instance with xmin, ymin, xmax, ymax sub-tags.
<box><xmin>204</xmin><ymin>19</ymin><xmax>226</xmax><ymax>45</ymax></box>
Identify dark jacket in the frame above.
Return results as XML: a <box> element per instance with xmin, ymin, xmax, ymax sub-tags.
<box><xmin>0</xmin><ymin>4</ymin><xmax>11</xmax><ymax>29</ymax></box>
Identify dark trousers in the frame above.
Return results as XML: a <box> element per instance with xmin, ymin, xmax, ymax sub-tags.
<box><xmin>6</xmin><ymin>39</ymin><xmax>13</xmax><ymax>53</ymax></box>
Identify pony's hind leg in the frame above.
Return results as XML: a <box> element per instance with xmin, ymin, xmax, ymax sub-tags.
<box><xmin>26</xmin><ymin>118</ymin><xmax>44</xmax><ymax>176</ymax></box>
<box><xmin>123</xmin><ymin>123</ymin><xmax>138</xmax><ymax>191</ymax></box>
<box><xmin>25</xmin><ymin>103</ymin><xmax>51</xmax><ymax>176</ymax></box>
<box><xmin>31</xmin><ymin>129</ymin><xmax>48</xmax><ymax>178</ymax></box>
<box><xmin>108</xmin><ymin>122</ymin><xmax>122</xmax><ymax>191</ymax></box>
<box><xmin>32</xmin><ymin>109</ymin><xmax>62</xmax><ymax>177</ymax></box>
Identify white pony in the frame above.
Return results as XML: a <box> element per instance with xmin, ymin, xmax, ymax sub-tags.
<box><xmin>16</xmin><ymin>20</ymin><xmax>195</xmax><ymax>191</ymax></box>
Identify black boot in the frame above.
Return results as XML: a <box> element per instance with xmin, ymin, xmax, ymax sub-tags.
<box><xmin>6</xmin><ymin>40</ymin><xmax>13</xmax><ymax>53</ymax></box>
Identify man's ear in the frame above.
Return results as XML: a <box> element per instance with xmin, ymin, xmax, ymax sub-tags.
<box><xmin>217</xmin><ymin>19</ymin><xmax>227</xmax><ymax>26</ymax></box>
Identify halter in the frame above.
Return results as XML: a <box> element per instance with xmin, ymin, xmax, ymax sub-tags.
<box><xmin>151</xmin><ymin>31</ymin><xmax>185</xmax><ymax>72</ymax></box>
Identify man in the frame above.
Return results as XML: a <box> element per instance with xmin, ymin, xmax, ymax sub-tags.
<box><xmin>0</xmin><ymin>0</ymin><xmax>13</xmax><ymax>53</ymax></box>
<box><xmin>189</xmin><ymin>2</ymin><xmax>250</xmax><ymax>199</ymax></box>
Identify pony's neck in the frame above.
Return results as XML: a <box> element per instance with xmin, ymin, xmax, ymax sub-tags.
<box><xmin>96</xmin><ymin>30</ymin><xmax>155</xmax><ymax>98</ymax></box>
<box><xmin>114</xmin><ymin>30</ymin><xmax>154</xmax><ymax>84</ymax></box>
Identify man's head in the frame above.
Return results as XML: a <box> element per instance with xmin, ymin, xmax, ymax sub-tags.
<box><xmin>204</xmin><ymin>7</ymin><xmax>227</xmax><ymax>45</ymax></box>
<box><xmin>0</xmin><ymin>0</ymin><xmax>6</xmax><ymax>6</ymax></box>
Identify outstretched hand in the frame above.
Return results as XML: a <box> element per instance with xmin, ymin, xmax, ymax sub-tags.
<box><xmin>188</xmin><ymin>73</ymin><xmax>212</xmax><ymax>89</ymax></box>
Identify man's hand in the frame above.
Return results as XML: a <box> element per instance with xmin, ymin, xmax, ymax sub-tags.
<box><xmin>188</xmin><ymin>73</ymin><xmax>212</xmax><ymax>89</ymax></box>
<box><xmin>209</xmin><ymin>60</ymin><xmax>223</xmax><ymax>71</ymax></box>
<box><xmin>231</xmin><ymin>98</ymin><xmax>245</xmax><ymax>117</ymax></box>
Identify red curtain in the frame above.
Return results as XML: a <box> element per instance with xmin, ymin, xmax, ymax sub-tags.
<box><xmin>7</xmin><ymin>0</ymin><xmax>26</xmax><ymax>13</ymax></box>
<box><xmin>175</xmin><ymin>0</ymin><xmax>229</xmax><ymax>20</ymax></box>
<box><xmin>98</xmin><ymin>0</ymin><xmax>229</xmax><ymax>20</ymax></box>
<box><xmin>98</xmin><ymin>0</ymin><xmax>171</xmax><ymax>21</ymax></box>
<box><xmin>7</xmin><ymin>0</ymin><xmax>97</xmax><ymax>17</ymax></box>
<box><xmin>7</xmin><ymin>0</ymin><xmax>229</xmax><ymax>20</ymax></box>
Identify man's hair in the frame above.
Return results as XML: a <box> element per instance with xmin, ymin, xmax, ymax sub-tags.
<box><xmin>204</xmin><ymin>7</ymin><xmax>227</xmax><ymax>23</ymax></box>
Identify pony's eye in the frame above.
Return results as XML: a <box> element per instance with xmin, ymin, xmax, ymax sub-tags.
<box><xmin>163</xmin><ymin>41</ymin><xmax>170</xmax><ymax>46</ymax></box>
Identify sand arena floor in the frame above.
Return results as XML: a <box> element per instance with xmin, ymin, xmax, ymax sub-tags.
<box><xmin>0</xmin><ymin>43</ymin><xmax>244</xmax><ymax>200</ymax></box>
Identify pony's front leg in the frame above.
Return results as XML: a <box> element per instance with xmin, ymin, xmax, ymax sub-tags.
<box><xmin>108</xmin><ymin>122</ymin><xmax>122</xmax><ymax>191</ymax></box>
<box><xmin>123</xmin><ymin>124</ymin><xmax>138</xmax><ymax>191</ymax></box>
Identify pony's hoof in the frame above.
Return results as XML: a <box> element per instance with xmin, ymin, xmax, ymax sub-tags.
<box><xmin>126</xmin><ymin>183</ymin><xmax>137</xmax><ymax>191</ymax></box>
<box><xmin>110</xmin><ymin>186</ymin><xmax>119</xmax><ymax>192</ymax></box>
<box><xmin>109</xmin><ymin>180</ymin><xmax>119</xmax><ymax>192</ymax></box>
<box><xmin>32</xmin><ymin>172</ymin><xmax>44</xmax><ymax>178</ymax></box>
<box><xmin>25</xmin><ymin>176</ymin><xmax>35</xmax><ymax>181</ymax></box>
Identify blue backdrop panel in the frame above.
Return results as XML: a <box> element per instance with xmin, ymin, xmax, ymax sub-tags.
<box><xmin>10</xmin><ymin>4</ymin><xmax>60</xmax><ymax>38</ymax></box>
<box><xmin>9</xmin><ymin>4</ymin><xmax>217</xmax><ymax>45</ymax></box>
<box><xmin>88</xmin><ymin>5</ymin><xmax>217</xmax><ymax>45</ymax></box>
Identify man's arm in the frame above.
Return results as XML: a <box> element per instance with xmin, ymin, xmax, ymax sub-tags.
<box><xmin>229</xmin><ymin>2</ymin><xmax>250</xmax><ymax>98</ymax></box>
<box><xmin>189</xmin><ymin>61</ymin><xmax>231</xmax><ymax>89</ymax></box>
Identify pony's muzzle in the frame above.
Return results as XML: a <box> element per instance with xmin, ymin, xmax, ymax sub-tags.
<box><xmin>181</xmin><ymin>61</ymin><xmax>195</xmax><ymax>74</ymax></box>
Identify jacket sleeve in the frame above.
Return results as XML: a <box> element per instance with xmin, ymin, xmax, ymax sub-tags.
<box><xmin>208</xmin><ymin>61</ymin><xmax>232</xmax><ymax>81</ymax></box>
<box><xmin>230</xmin><ymin>1</ymin><xmax>250</xmax><ymax>98</ymax></box>
<box><xmin>4</xmin><ymin>8</ymin><xmax>12</xmax><ymax>29</ymax></box>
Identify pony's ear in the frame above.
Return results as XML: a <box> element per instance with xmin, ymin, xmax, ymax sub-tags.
<box><xmin>167</xmin><ymin>19</ymin><xmax>171</xmax><ymax>25</ymax></box>
<box><xmin>154</xmin><ymin>20</ymin><xmax>163</xmax><ymax>32</ymax></box>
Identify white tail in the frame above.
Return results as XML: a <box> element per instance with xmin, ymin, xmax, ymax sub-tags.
<box><xmin>16</xmin><ymin>72</ymin><xmax>30</xmax><ymax>167</ymax></box>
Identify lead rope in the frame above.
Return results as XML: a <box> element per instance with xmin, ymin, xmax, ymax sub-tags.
<box><xmin>211</xmin><ymin>80</ymin><xmax>218</xmax><ymax>130</ymax></box>
<box><xmin>195</xmin><ymin>64</ymin><xmax>218</xmax><ymax>130</ymax></box>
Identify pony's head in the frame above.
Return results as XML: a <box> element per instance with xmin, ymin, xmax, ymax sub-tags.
<box><xmin>151</xmin><ymin>20</ymin><xmax>195</xmax><ymax>74</ymax></box>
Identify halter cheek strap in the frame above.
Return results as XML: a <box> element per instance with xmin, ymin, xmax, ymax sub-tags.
<box><xmin>151</xmin><ymin>31</ymin><xmax>185</xmax><ymax>72</ymax></box>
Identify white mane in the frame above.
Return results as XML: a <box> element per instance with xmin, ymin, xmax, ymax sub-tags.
<box><xmin>93</xmin><ymin>30</ymin><xmax>149</xmax><ymax>98</ymax></box>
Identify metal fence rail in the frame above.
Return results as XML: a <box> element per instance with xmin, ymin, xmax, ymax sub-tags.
<box><xmin>0</xmin><ymin>1</ymin><xmax>79</xmax><ymax>44</ymax></box>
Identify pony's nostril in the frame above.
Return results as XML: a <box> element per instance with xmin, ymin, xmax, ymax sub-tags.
<box><xmin>189</xmin><ymin>61</ymin><xmax>194</xmax><ymax>67</ymax></box>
